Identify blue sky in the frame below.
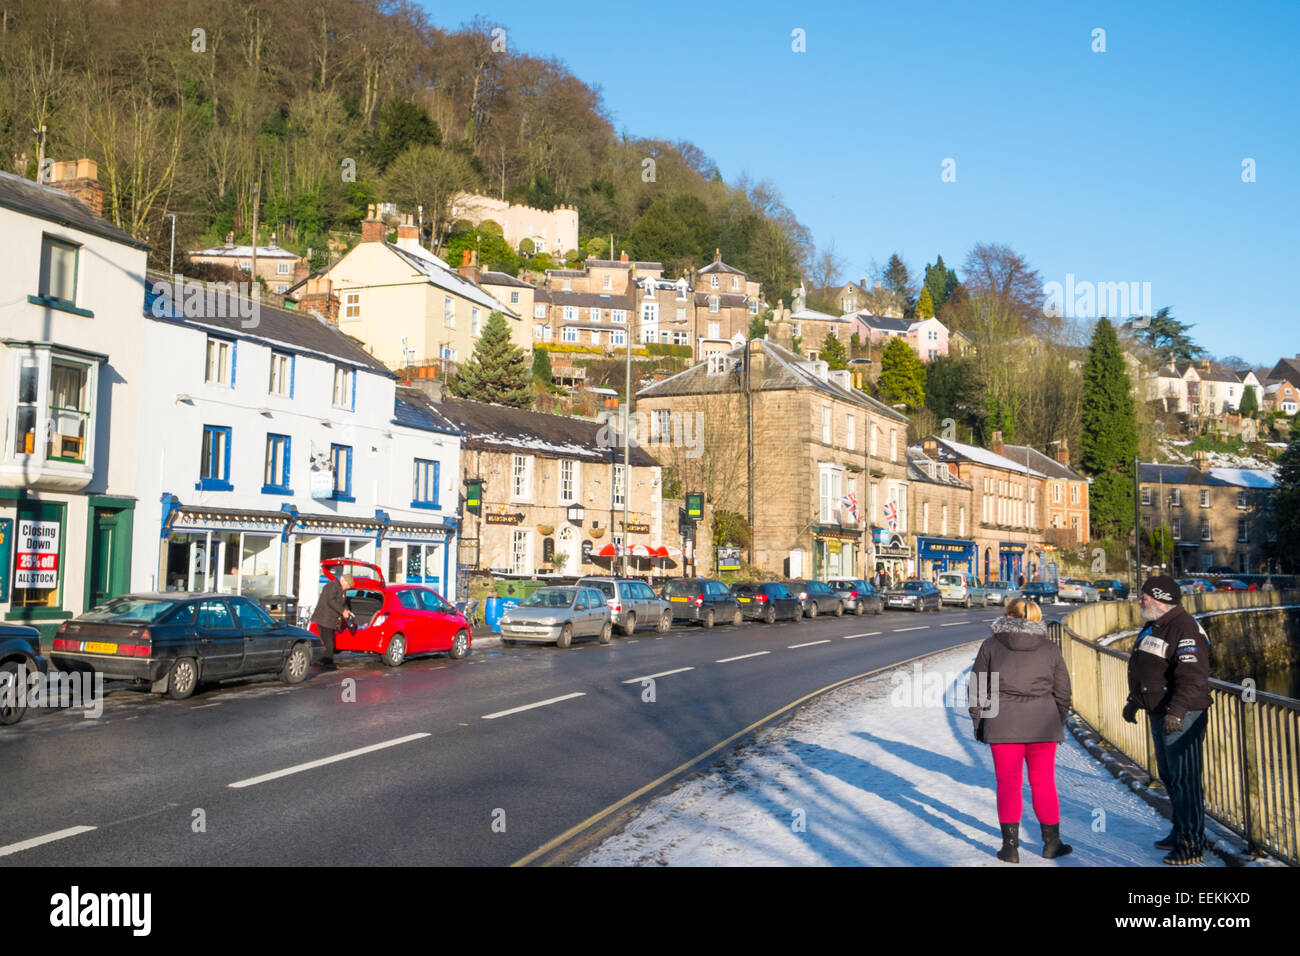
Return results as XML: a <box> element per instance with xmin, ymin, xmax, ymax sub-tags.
<box><xmin>420</xmin><ymin>0</ymin><xmax>1298</xmax><ymax>365</ymax></box>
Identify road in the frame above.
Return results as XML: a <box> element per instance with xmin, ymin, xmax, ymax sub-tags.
<box><xmin>0</xmin><ymin>602</ymin><xmax>1074</xmax><ymax>866</ymax></box>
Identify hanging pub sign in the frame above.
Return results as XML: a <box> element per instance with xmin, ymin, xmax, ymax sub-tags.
<box><xmin>484</xmin><ymin>511</ymin><xmax>525</xmax><ymax>525</ymax></box>
<box><xmin>14</xmin><ymin>519</ymin><xmax>59</xmax><ymax>589</ymax></box>
<box><xmin>543</xmin><ymin>538</ymin><xmax>555</xmax><ymax>563</ymax></box>
<box><xmin>620</xmin><ymin>521</ymin><xmax>650</xmax><ymax>534</ymax></box>
<box><xmin>685</xmin><ymin>493</ymin><xmax>703</xmax><ymax>520</ymax></box>
<box><xmin>309</xmin><ymin>468</ymin><xmax>334</xmax><ymax>500</ymax></box>
<box><xmin>464</xmin><ymin>479</ymin><xmax>483</xmax><ymax>515</ymax></box>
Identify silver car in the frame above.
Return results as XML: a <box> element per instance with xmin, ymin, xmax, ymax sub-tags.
<box><xmin>1058</xmin><ymin>578</ymin><xmax>1101</xmax><ymax>603</ymax></box>
<box><xmin>499</xmin><ymin>587</ymin><xmax>612</xmax><ymax>648</ymax></box>
<box><xmin>576</xmin><ymin>577</ymin><xmax>673</xmax><ymax>635</ymax></box>
<box><xmin>984</xmin><ymin>581</ymin><xmax>1021</xmax><ymax>605</ymax></box>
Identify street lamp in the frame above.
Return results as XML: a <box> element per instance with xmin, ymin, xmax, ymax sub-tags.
<box><xmin>566</xmin><ymin>503</ymin><xmax>585</xmax><ymax>526</ymax></box>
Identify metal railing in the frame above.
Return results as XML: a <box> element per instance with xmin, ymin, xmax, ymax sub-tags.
<box><xmin>1047</xmin><ymin>590</ymin><xmax>1300</xmax><ymax>865</ymax></box>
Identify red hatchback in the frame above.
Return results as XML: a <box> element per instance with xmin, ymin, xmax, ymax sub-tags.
<box><xmin>313</xmin><ymin>559</ymin><xmax>472</xmax><ymax>666</ymax></box>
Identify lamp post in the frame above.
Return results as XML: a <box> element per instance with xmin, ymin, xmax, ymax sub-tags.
<box><xmin>167</xmin><ymin>212</ymin><xmax>177</xmax><ymax>275</ymax></box>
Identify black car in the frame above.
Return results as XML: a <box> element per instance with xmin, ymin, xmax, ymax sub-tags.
<box><xmin>1020</xmin><ymin>581</ymin><xmax>1059</xmax><ymax>605</ymax></box>
<box><xmin>826</xmin><ymin>578</ymin><xmax>884</xmax><ymax>616</ymax></box>
<box><xmin>883</xmin><ymin>581</ymin><xmax>942</xmax><ymax>612</ymax></box>
<box><xmin>784</xmin><ymin>580</ymin><xmax>844</xmax><ymax>618</ymax></box>
<box><xmin>731</xmin><ymin>582</ymin><xmax>802</xmax><ymax>623</ymax></box>
<box><xmin>1</xmin><ymin>623</ymin><xmax>48</xmax><ymax>726</ymax></box>
<box><xmin>1092</xmin><ymin>579</ymin><xmax>1130</xmax><ymax>601</ymax></box>
<box><xmin>51</xmin><ymin>593</ymin><xmax>324</xmax><ymax>700</ymax></box>
<box><xmin>662</xmin><ymin>579</ymin><xmax>743</xmax><ymax>628</ymax></box>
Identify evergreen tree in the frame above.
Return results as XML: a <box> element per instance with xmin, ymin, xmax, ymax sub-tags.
<box><xmin>1239</xmin><ymin>385</ymin><xmax>1259</xmax><ymax>418</ymax></box>
<box><xmin>1124</xmin><ymin>307</ymin><xmax>1205</xmax><ymax>364</ymax></box>
<box><xmin>820</xmin><ymin>332</ymin><xmax>849</xmax><ymax>370</ymax></box>
<box><xmin>878</xmin><ymin>337</ymin><xmax>926</xmax><ymax>409</ymax></box>
<box><xmin>372</xmin><ymin>100</ymin><xmax>441</xmax><ymax>172</ymax></box>
<box><xmin>748</xmin><ymin>308</ymin><xmax>772</xmax><ymax>340</ymax></box>
<box><xmin>922</xmin><ymin>255</ymin><xmax>958</xmax><ymax>313</ymax></box>
<box><xmin>1081</xmin><ymin>318</ymin><xmax>1138</xmax><ymax>538</ymax></box>
<box><xmin>917</xmin><ymin>286</ymin><xmax>935</xmax><ymax>318</ymax></box>
<box><xmin>883</xmin><ymin>253</ymin><xmax>916</xmax><ymax>317</ymax></box>
<box><xmin>531</xmin><ymin>346</ymin><xmax>554</xmax><ymax>387</ymax></box>
<box><xmin>791</xmin><ymin>335</ymin><xmax>803</xmax><ymax>356</ymax></box>
<box><xmin>450</xmin><ymin>311</ymin><xmax>534</xmax><ymax>407</ymax></box>
<box><xmin>1266</xmin><ymin>439</ymin><xmax>1300</xmax><ymax>573</ymax></box>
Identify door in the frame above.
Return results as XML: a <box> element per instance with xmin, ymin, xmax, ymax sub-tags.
<box><xmin>231</xmin><ymin>597</ymin><xmax>285</xmax><ymax>675</ymax></box>
<box><xmin>416</xmin><ymin>587</ymin><xmax>456</xmax><ymax>651</ymax></box>
<box><xmin>87</xmin><ymin>512</ymin><xmax>115</xmax><ymax>608</ymax></box>
<box><xmin>557</xmin><ymin>527</ymin><xmax>577</xmax><ymax>577</ymax></box>
<box><xmin>195</xmin><ymin>598</ymin><xmax>243</xmax><ymax>677</ymax></box>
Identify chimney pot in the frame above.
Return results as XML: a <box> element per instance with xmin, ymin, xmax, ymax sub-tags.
<box><xmin>620</xmin><ymin>250</ymin><xmax>629</xmax><ymax>263</ymax></box>
<box><xmin>47</xmin><ymin>158</ymin><xmax>104</xmax><ymax>217</ymax></box>
<box><xmin>361</xmin><ymin>204</ymin><xmax>387</xmax><ymax>243</ymax></box>
<box><xmin>990</xmin><ymin>431</ymin><xmax>1005</xmax><ymax>456</ymax></box>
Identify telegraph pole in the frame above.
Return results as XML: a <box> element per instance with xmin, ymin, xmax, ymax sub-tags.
<box><xmin>1134</xmin><ymin>454</ymin><xmax>1143</xmax><ymax>591</ymax></box>
<box><xmin>250</xmin><ymin>182</ymin><xmax>260</xmax><ymax>289</ymax></box>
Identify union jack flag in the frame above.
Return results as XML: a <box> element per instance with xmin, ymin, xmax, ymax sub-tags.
<box><xmin>840</xmin><ymin>492</ymin><xmax>859</xmax><ymax>521</ymax></box>
<box><xmin>883</xmin><ymin>500</ymin><xmax>898</xmax><ymax>530</ymax></box>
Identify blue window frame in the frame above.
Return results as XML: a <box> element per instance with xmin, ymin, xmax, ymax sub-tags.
<box><xmin>330</xmin><ymin>444</ymin><xmax>353</xmax><ymax>501</ymax></box>
<box><xmin>199</xmin><ymin>425</ymin><xmax>233</xmax><ymax>491</ymax></box>
<box><xmin>262</xmin><ymin>434</ymin><xmax>292</xmax><ymax>495</ymax></box>
<box><xmin>412</xmin><ymin>458</ymin><xmax>440</xmax><ymax>509</ymax></box>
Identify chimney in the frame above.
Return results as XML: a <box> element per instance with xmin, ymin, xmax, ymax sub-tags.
<box><xmin>457</xmin><ymin>248</ymin><xmax>480</xmax><ymax>284</ymax></box>
<box><xmin>990</xmin><ymin>430</ymin><xmax>1005</xmax><ymax>457</ymax></box>
<box><xmin>269</xmin><ymin>232</ymin><xmax>277</xmax><ymax>248</ymax></box>
<box><xmin>619</xmin><ymin>250</ymin><xmax>629</xmax><ymax>263</ymax></box>
<box><xmin>408</xmin><ymin>378</ymin><xmax>444</xmax><ymax>402</ymax></box>
<box><xmin>361</xmin><ymin>204</ymin><xmax>387</xmax><ymax>243</ymax></box>
<box><xmin>1202</xmin><ymin>358</ymin><xmax>1211</xmax><ymax>372</ymax></box>
<box><xmin>1054</xmin><ymin>440</ymin><xmax>1069</xmax><ymax>465</ymax></box>
<box><xmin>1192</xmin><ymin>450</ymin><xmax>1209</xmax><ymax>471</ymax></box>
<box><xmin>923</xmin><ymin>437</ymin><xmax>938</xmax><ymax>458</ymax></box>
<box><xmin>860</xmin><ymin>274</ymin><xmax>867</xmax><ymax>291</ymax></box>
<box><xmin>225</xmin><ymin>231</ymin><xmax>235</xmax><ymax>249</ymax></box>
<box><xmin>293</xmin><ymin>257</ymin><xmax>310</xmax><ymax>283</ymax></box>
<box><xmin>714</xmin><ymin>247</ymin><xmax>721</xmax><ymax>263</ymax></box>
<box><xmin>395</xmin><ymin>214</ymin><xmax>420</xmax><ymax>253</ymax></box>
<box><xmin>48</xmin><ymin>158</ymin><xmax>104</xmax><ymax>217</ymax></box>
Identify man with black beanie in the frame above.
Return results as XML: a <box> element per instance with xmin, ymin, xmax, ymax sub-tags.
<box><xmin>1122</xmin><ymin>575</ymin><xmax>1212</xmax><ymax>864</ymax></box>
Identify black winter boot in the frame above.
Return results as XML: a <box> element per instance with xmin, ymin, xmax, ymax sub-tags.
<box><xmin>996</xmin><ymin>823</ymin><xmax>1019</xmax><ymax>863</ymax></box>
<box><xmin>1153</xmin><ymin>829</ymin><xmax>1178</xmax><ymax>851</ymax></box>
<box><xmin>1040</xmin><ymin>823</ymin><xmax>1073</xmax><ymax>858</ymax></box>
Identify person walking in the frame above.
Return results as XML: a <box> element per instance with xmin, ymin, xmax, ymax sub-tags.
<box><xmin>970</xmin><ymin>598</ymin><xmax>1073</xmax><ymax>863</ymax></box>
<box><xmin>1122</xmin><ymin>576</ymin><xmax>1212</xmax><ymax>865</ymax></box>
<box><xmin>311</xmin><ymin>572</ymin><xmax>355</xmax><ymax>671</ymax></box>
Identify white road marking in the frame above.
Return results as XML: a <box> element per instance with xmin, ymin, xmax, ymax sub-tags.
<box><xmin>627</xmin><ymin>640</ymin><xmax>639</xmax><ymax>643</ymax></box>
<box><xmin>481</xmin><ymin>693</ymin><xmax>586</xmax><ymax>720</ymax></box>
<box><xmin>621</xmin><ymin>667</ymin><xmax>694</xmax><ymax>684</ymax></box>
<box><xmin>715</xmin><ymin>651</ymin><xmax>770</xmax><ymax>663</ymax></box>
<box><xmin>940</xmin><ymin>622</ymin><xmax>965</xmax><ymax>627</ymax></box>
<box><xmin>228</xmin><ymin>733</ymin><xmax>431</xmax><ymax>788</ymax></box>
<box><xmin>788</xmin><ymin>640</ymin><xmax>832</xmax><ymax>649</ymax></box>
<box><xmin>194</xmin><ymin>703</ymin><xmax>222</xmax><ymax>709</ymax></box>
<box><xmin>842</xmin><ymin>632</ymin><xmax>881</xmax><ymax>639</ymax></box>
<box><xmin>0</xmin><ymin>825</ymin><xmax>96</xmax><ymax>858</ymax></box>
<box><xmin>893</xmin><ymin>626</ymin><xmax>929</xmax><ymax>632</ymax></box>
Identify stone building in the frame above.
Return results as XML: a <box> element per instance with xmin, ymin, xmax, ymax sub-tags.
<box><xmin>1000</xmin><ymin>440</ymin><xmax>1090</xmax><ymax>546</ymax></box>
<box><xmin>427</xmin><ymin>394</ymin><xmax>663</xmax><ymax>581</ymax></box>
<box><xmin>1138</xmin><ymin>456</ymin><xmax>1277</xmax><ymax>575</ymax></box>
<box><xmin>635</xmin><ymin>314</ymin><xmax>911</xmax><ymax>582</ymax></box>
<box><xmin>908</xmin><ymin>451</ymin><xmax>976</xmax><ymax>581</ymax></box>
<box><xmin>449</xmin><ymin>192</ymin><xmax>579</xmax><ymax>259</ymax></box>
<box><xmin>188</xmin><ymin>233</ymin><xmax>306</xmax><ymax>294</ymax></box>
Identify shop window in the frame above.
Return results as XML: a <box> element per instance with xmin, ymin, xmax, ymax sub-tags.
<box><xmin>262</xmin><ymin>434</ymin><xmax>291</xmax><ymax>494</ymax></box>
<box><xmin>200</xmin><ymin>426</ymin><xmax>233</xmax><ymax>491</ymax></box>
<box><xmin>11</xmin><ymin>501</ymin><xmax>65</xmax><ymax>609</ymax></box>
<box><xmin>331</xmin><ymin>444</ymin><xmax>353</xmax><ymax>500</ymax></box>
<box><xmin>412</xmin><ymin>458</ymin><xmax>440</xmax><ymax>508</ymax></box>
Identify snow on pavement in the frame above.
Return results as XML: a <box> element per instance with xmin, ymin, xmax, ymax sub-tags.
<box><xmin>580</xmin><ymin>643</ymin><xmax>1221</xmax><ymax>866</ymax></box>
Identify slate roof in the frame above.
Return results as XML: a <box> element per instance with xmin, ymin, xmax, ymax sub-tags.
<box><xmin>907</xmin><ymin>452</ymin><xmax>970</xmax><ymax>488</ymax></box>
<box><xmin>480</xmin><ymin>271</ymin><xmax>532</xmax><ymax>289</ymax></box>
<box><xmin>924</xmin><ymin>437</ymin><xmax>1050</xmax><ymax>477</ymax></box>
<box><xmin>433</xmin><ymin>396</ymin><xmax>659</xmax><ymax>466</ymax></box>
<box><xmin>1002</xmin><ymin>444</ymin><xmax>1086</xmax><ymax>482</ymax></box>
<box><xmin>698</xmin><ymin>259</ymin><xmax>745</xmax><ymax>275</ymax></box>
<box><xmin>585</xmin><ymin>259</ymin><xmax>663</xmax><ymax>269</ymax></box>
<box><xmin>386</xmin><ymin>243</ymin><xmax>518</xmax><ymax>317</ymax></box>
<box><xmin>190</xmin><ymin>244</ymin><xmax>300</xmax><ymax>259</ymax></box>
<box><xmin>792</xmin><ymin>308</ymin><xmax>850</xmax><ymax>323</ymax></box>
<box><xmin>1267</xmin><ymin>357</ymin><xmax>1300</xmax><ymax>384</ymax></box>
<box><xmin>393</xmin><ymin>387</ymin><xmax>465</xmax><ymax>436</ymax></box>
<box><xmin>694</xmin><ymin>292</ymin><xmax>748</xmax><ymax>308</ymax></box>
<box><xmin>1137</xmin><ymin>464</ymin><xmax>1275</xmax><ymax>488</ymax></box>
<box><xmin>535</xmin><ymin>290</ymin><xmax>634</xmax><ymax>310</ymax></box>
<box><xmin>636</xmin><ymin>339</ymin><xmax>909</xmax><ymax>422</ymax></box>
<box><xmin>852</xmin><ymin>312</ymin><xmax>912</xmax><ymax>333</ymax></box>
<box><xmin>142</xmin><ymin>273</ymin><xmax>391</xmax><ymax>376</ymax></box>
<box><xmin>0</xmin><ymin>169</ymin><xmax>149</xmax><ymax>250</ymax></box>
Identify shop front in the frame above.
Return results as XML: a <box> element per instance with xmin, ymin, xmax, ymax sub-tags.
<box><xmin>812</xmin><ymin>525</ymin><xmax>860</xmax><ymax>580</ymax></box>
<box><xmin>999</xmin><ymin>542</ymin><xmax>1028</xmax><ymax>584</ymax></box>
<box><xmin>383</xmin><ymin>521</ymin><xmax>454</xmax><ymax>597</ymax></box>
<box><xmin>160</xmin><ymin>502</ymin><xmax>291</xmax><ymax>597</ymax></box>
<box><xmin>872</xmin><ymin>528</ymin><xmax>913</xmax><ymax>585</ymax></box>
<box><xmin>916</xmin><ymin>536</ymin><xmax>978</xmax><ymax>580</ymax></box>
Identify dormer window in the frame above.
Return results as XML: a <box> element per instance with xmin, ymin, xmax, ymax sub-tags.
<box><xmin>707</xmin><ymin>355</ymin><xmax>731</xmax><ymax>375</ymax></box>
<box><xmin>710</xmin><ymin>275</ymin><xmax>719</xmax><ymax>289</ymax></box>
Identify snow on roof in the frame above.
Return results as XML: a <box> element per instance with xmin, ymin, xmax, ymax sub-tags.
<box><xmin>190</xmin><ymin>244</ymin><xmax>300</xmax><ymax>259</ymax></box>
<box><xmin>1207</xmin><ymin>468</ymin><xmax>1277</xmax><ymax>489</ymax></box>
<box><xmin>388</xmin><ymin>243</ymin><xmax>518</xmax><ymax>317</ymax></box>
<box><xmin>931</xmin><ymin>437</ymin><xmax>1049</xmax><ymax>476</ymax></box>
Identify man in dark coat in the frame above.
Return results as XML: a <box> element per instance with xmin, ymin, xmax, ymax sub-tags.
<box><xmin>311</xmin><ymin>573</ymin><xmax>355</xmax><ymax>670</ymax></box>
<box><xmin>1123</xmin><ymin>576</ymin><xmax>1212</xmax><ymax>864</ymax></box>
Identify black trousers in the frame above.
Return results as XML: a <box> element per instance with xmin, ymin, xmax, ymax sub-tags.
<box><xmin>1151</xmin><ymin>709</ymin><xmax>1207</xmax><ymax>850</ymax></box>
<box><xmin>318</xmin><ymin>626</ymin><xmax>336</xmax><ymax>663</ymax></box>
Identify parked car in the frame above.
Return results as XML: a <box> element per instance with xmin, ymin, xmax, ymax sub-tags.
<box><xmin>315</xmin><ymin>559</ymin><xmax>471</xmax><ymax>665</ymax></box>
<box><xmin>1214</xmin><ymin>579</ymin><xmax>1257</xmax><ymax>591</ymax></box>
<box><xmin>577</xmin><ymin>576</ymin><xmax>673</xmax><ymax>635</ymax></box>
<box><xmin>884</xmin><ymin>580</ymin><xmax>942</xmax><ymax>612</ymax></box>
<box><xmin>1206</xmin><ymin>566</ymin><xmax>1237</xmax><ymax>575</ymax></box>
<box><xmin>1092</xmin><ymin>579</ymin><xmax>1130</xmax><ymax>601</ymax></box>
<box><xmin>662</xmin><ymin>578</ymin><xmax>743</xmax><ymax>628</ymax></box>
<box><xmin>498</xmin><ymin>587</ymin><xmax>612</xmax><ymax>647</ymax></box>
<box><xmin>784</xmin><ymin>580</ymin><xmax>844</xmax><ymax>618</ymax></box>
<box><xmin>51</xmin><ymin>594</ymin><xmax>322</xmax><ymax>700</ymax></box>
<box><xmin>1176</xmin><ymin>577</ymin><xmax>1216</xmax><ymax>594</ymax></box>
<box><xmin>937</xmin><ymin>571</ymin><xmax>989</xmax><ymax>608</ymax></box>
<box><xmin>1020</xmin><ymin>581</ymin><xmax>1059</xmax><ymax>605</ymax></box>
<box><xmin>826</xmin><ymin>578</ymin><xmax>884</xmax><ymax>616</ymax></box>
<box><xmin>1</xmin><ymin>624</ymin><xmax>48</xmax><ymax>726</ymax></box>
<box><xmin>1058</xmin><ymin>578</ymin><xmax>1101</xmax><ymax>603</ymax></box>
<box><xmin>984</xmin><ymin>581</ymin><xmax>1020</xmax><ymax>605</ymax></box>
<box><xmin>731</xmin><ymin>582</ymin><xmax>803</xmax><ymax>623</ymax></box>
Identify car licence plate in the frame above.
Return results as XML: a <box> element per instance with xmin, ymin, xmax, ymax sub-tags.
<box><xmin>85</xmin><ymin>642</ymin><xmax>118</xmax><ymax>654</ymax></box>
<box><xmin>738</xmin><ymin>597</ymin><xmax>750</xmax><ymax>603</ymax></box>
<box><xmin>670</xmin><ymin>596</ymin><xmax>688</xmax><ymax>603</ymax></box>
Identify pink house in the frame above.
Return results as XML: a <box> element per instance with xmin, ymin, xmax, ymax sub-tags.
<box><xmin>848</xmin><ymin>312</ymin><xmax>949</xmax><ymax>362</ymax></box>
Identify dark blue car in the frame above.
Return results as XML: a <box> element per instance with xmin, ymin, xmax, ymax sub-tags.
<box><xmin>1020</xmin><ymin>581</ymin><xmax>1058</xmax><ymax>605</ymax></box>
<box><xmin>1</xmin><ymin>624</ymin><xmax>48</xmax><ymax>726</ymax></box>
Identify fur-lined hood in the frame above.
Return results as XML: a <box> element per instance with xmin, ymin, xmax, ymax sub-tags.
<box><xmin>989</xmin><ymin>614</ymin><xmax>1048</xmax><ymax>650</ymax></box>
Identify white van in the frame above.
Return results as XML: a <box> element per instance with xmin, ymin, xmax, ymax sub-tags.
<box><xmin>937</xmin><ymin>572</ymin><xmax>989</xmax><ymax>608</ymax></box>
